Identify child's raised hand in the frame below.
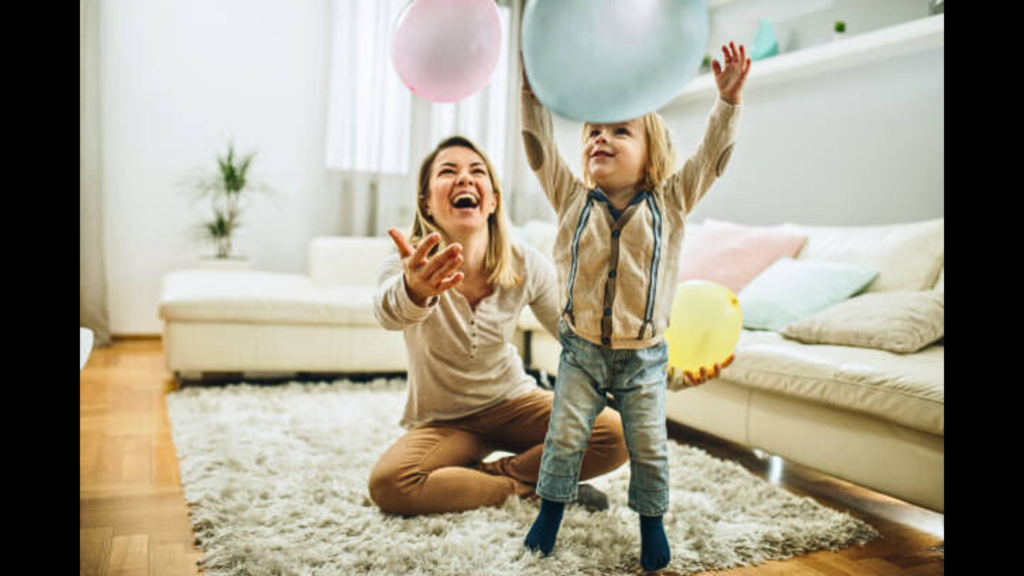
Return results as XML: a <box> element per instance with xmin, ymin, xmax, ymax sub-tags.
<box><xmin>388</xmin><ymin>228</ymin><xmax>464</xmax><ymax>307</ymax></box>
<box><xmin>712</xmin><ymin>42</ymin><xmax>752</xmax><ymax>105</ymax></box>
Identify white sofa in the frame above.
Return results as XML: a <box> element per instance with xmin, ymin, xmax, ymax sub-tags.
<box><xmin>159</xmin><ymin>237</ymin><xmax>410</xmax><ymax>377</ymax></box>
<box><xmin>159</xmin><ymin>218</ymin><xmax>943</xmax><ymax>513</ymax></box>
<box><xmin>517</xmin><ymin>218</ymin><xmax>944</xmax><ymax>513</ymax></box>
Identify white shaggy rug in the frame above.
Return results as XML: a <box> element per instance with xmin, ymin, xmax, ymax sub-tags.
<box><xmin>165</xmin><ymin>378</ymin><xmax>879</xmax><ymax>575</ymax></box>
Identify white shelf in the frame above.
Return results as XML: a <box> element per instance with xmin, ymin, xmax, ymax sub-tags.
<box><xmin>666</xmin><ymin>13</ymin><xmax>944</xmax><ymax>108</ymax></box>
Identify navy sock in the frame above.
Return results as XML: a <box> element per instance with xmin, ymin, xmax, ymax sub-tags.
<box><xmin>639</xmin><ymin>514</ymin><xmax>671</xmax><ymax>572</ymax></box>
<box><xmin>524</xmin><ymin>499</ymin><xmax>565</xmax><ymax>556</ymax></box>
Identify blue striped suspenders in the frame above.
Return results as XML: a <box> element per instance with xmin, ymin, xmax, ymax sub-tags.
<box><xmin>563</xmin><ymin>192</ymin><xmax>662</xmax><ymax>342</ymax></box>
<box><xmin>640</xmin><ymin>194</ymin><xmax>663</xmax><ymax>340</ymax></box>
<box><xmin>563</xmin><ymin>196</ymin><xmax>595</xmax><ymax>325</ymax></box>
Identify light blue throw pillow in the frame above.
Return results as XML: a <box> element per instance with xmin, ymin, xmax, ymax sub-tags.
<box><xmin>738</xmin><ymin>257</ymin><xmax>879</xmax><ymax>331</ymax></box>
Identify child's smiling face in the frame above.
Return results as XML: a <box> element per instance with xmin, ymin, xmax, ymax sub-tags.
<box><xmin>582</xmin><ymin>118</ymin><xmax>648</xmax><ymax>193</ymax></box>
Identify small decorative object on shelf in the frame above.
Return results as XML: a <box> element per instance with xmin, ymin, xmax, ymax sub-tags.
<box><xmin>751</xmin><ymin>19</ymin><xmax>779</xmax><ymax>61</ymax></box>
<box><xmin>833</xmin><ymin>20</ymin><xmax>847</xmax><ymax>41</ymax></box>
<box><xmin>701</xmin><ymin>53</ymin><xmax>712</xmax><ymax>74</ymax></box>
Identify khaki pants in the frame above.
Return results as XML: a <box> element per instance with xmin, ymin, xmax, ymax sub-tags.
<box><xmin>368</xmin><ymin>389</ymin><xmax>628</xmax><ymax>515</ymax></box>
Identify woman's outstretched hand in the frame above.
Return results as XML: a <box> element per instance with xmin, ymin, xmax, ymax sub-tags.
<box><xmin>712</xmin><ymin>42</ymin><xmax>752</xmax><ymax>105</ymax></box>
<box><xmin>388</xmin><ymin>228</ymin><xmax>464</xmax><ymax>307</ymax></box>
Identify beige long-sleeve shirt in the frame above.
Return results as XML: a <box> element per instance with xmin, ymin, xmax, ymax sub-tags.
<box><xmin>374</xmin><ymin>239</ymin><xmax>560</xmax><ymax>428</ymax></box>
<box><xmin>520</xmin><ymin>91</ymin><xmax>741</xmax><ymax>349</ymax></box>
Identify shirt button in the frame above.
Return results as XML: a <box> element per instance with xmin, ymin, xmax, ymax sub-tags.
<box><xmin>612</xmin><ymin>230</ymin><xmax>620</xmax><ymax>238</ymax></box>
<box><xmin>604</xmin><ymin>308</ymin><xmax>611</xmax><ymax>316</ymax></box>
<box><xmin>601</xmin><ymin>337</ymin><xmax>610</xmax><ymax>345</ymax></box>
<box><xmin>609</xmin><ymin>270</ymin><xmax>616</xmax><ymax>278</ymax></box>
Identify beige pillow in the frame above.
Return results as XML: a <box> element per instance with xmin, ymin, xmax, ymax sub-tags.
<box><xmin>781</xmin><ymin>219</ymin><xmax>943</xmax><ymax>293</ymax></box>
<box><xmin>780</xmin><ymin>290</ymin><xmax>944</xmax><ymax>353</ymax></box>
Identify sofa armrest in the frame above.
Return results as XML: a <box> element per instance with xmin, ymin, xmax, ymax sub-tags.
<box><xmin>309</xmin><ymin>236</ymin><xmax>394</xmax><ymax>289</ymax></box>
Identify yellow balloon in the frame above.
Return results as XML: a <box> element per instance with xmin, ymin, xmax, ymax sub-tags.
<box><xmin>664</xmin><ymin>280</ymin><xmax>742</xmax><ymax>375</ymax></box>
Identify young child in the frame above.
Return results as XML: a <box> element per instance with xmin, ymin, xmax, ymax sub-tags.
<box><xmin>520</xmin><ymin>43</ymin><xmax>752</xmax><ymax>572</ymax></box>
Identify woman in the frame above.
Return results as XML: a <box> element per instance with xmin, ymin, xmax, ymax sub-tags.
<box><xmin>368</xmin><ymin>135</ymin><xmax>725</xmax><ymax>515</ymax></box>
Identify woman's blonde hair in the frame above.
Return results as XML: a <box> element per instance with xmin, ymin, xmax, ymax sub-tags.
<box><xmin>411</xmin><ymin>135</ymin><xmax>521</xmax><ymax>288</ymax></box>
<box><xmin>580</xmin><ymin>112</ymin><xmax>676</xmax><ymax>191</ymax></box>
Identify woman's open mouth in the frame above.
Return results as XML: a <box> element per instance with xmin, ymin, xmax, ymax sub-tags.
<box><xmin>451</xmin><ymin>193</ymin><xmax>480</xmax><ymax>210</ymax></box>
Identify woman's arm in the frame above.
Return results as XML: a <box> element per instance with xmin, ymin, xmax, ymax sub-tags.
<box><xmin>524</xmin><ymin>243</ymin><xmax>561</xmax><ymax>340</ymax></box>
<box><xmin>373</xmin><ymin>250</ymin><xmax>436</xmax><ymax>331</ymax></box>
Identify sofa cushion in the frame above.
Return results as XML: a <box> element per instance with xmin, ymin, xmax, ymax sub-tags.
<box><xmin>677</xmin><ymin>219</ymin><xmax>807</xmax><ymax>293</ymax></box>
<box><xmin>519</xmin><ymin>220</ymin><xmax>559</xmax><ymax>258</ymax></box>
<box><xmin>934</xmin><ymin>266</ymin><xmax>944</xmax><ymax>292</ymax></box>
<box><xmin>738</xmin><ymin>257</ymin><xmax>879</xmax><ymax>331</ymax></box>
<box><xmin>309</xmin><ymin>236</ymin><xmax>394</xmax><ymax>289</ymax></box>
<box><xmin>722</xmin><ymin>330</ymin><xmax>944</xmax><ymax>436</ymax></box>
<box><xmin>781</xmin><ymin>218</ymin><xmax>943</xmax><ymax>293</ymax></box>
<box><xmin>781</xmin><ymin>290</ymin><xmax>944</xmax><ymax>353</ymax></box>
<box><xmin>159</xmin><ymin>270</ymin><xmax>380</xmax><ymax>327</ymax></box>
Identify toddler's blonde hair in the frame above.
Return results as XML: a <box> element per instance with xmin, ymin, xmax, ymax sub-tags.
<box><xmin>580</xmin><ymin>112</ymin><xmax>676</xmax><ymax>191</ymax></box>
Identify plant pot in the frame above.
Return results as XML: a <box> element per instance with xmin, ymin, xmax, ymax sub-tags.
<box><xmin>198</xmin><ymin>256</ymin><xmax>251</xmax><ymax>270</ymax></box>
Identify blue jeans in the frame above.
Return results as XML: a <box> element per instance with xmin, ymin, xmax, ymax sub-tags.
<box><xmin>536</xmin><ymin>318</ymin><xmax>670</xmax><ymax>516</ymax></box>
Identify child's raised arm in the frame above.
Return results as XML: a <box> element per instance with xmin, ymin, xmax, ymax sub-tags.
<box><xmin>519</xmin><ymin>59</ymin><xmax>584</xmax><ymax>212</ymax></box>
<box><xmin>665</xmin><ymin>42</ymin><xmax>750</xmax><ymax>214</ymax></box>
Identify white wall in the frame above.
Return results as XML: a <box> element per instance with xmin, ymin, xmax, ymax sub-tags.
<box><xmin>101</xmin><ymin>0</ymin><xmax>340</xmax><ymax>335</ymax></box>
<box><xmin>515</xmin><ymin>2</ymin><xmax>943</xmax><ymax>227</ymax></box>
<box><xmin>100</xmin><ymin>0</ymin><xmax>942</xmax><ymax>335</ymax></box>
<box><xmin>664</xmin><ymin>45</ymin><xmax>944</xmax><ymax>226</ymax></box>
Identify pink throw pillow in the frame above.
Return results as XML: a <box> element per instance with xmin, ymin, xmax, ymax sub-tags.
<box><xmin>678</xmin><ymin>219</ymin><xmax>808</xmax><ymax>293</ymax></box>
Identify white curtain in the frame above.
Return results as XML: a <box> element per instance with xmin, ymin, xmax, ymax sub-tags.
<box><xmin>80</xmin><ymin>0</ymin><xmax>112</xmax><ymax>347</ymax></box>
<box><xmin>325</xmin><ymin>0</ymin><xmax>411</xmax><ymax>174</ymax></box>
<box><xmin>325</xmin><ymin>0</ymin><xmax>520</xmax><ymax>236</ymax></box>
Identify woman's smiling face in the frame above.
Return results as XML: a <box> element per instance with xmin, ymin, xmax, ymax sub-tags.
<box><xmin>425</xmin><ymin>146</ymin><xmax>497</xmax><ymax>235</ymax></box>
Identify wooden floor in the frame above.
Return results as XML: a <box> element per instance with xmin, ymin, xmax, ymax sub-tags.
<box><xmin>80</xmin><ymin>339</ymin><xmax>944</xmax><ymax>576</ymax></box>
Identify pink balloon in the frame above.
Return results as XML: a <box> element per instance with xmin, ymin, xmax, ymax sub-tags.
<box><xmin>391</xmin><ymin>0</ymin><xmax>502</xmax><ymax>103</ymax></box>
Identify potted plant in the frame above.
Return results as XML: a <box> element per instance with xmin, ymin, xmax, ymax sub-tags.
<box><xmin>188</xmin><ymin>141</ymin><xmax>272</xmax><ymax>267</ymax></box>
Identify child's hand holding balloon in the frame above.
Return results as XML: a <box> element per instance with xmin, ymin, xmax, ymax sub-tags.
<box><xmin>678</xmin><ymin>353</ymin><xmax>734</xmax><ymax>387</ymax></box>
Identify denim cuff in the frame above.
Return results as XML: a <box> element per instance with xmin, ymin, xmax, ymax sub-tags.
<box><xmin>536</xmin><ymin>471</ymin><xmax>577</xmax><ymax>503</ymax></box>
<box><xmin>628</xmin><ymin>487</ymin><xmax>669</xmax><ymax>517</ymax></box>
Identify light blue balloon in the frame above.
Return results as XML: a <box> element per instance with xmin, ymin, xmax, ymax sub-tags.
<box><xmin>522</xmin><ymin>0</ymin><xmax>709</xmax><ymax>123</ymax></box>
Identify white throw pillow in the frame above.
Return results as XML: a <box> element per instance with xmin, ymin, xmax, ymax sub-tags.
<box><xmin>780</xmin><ymin>290</ymin><xmax>944</xmax><ymax>353</ymax></box>
<box><xmin>781</xmin><ymin>218</ymin><xmax>943</xmax><ymax>294</ymax></box>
